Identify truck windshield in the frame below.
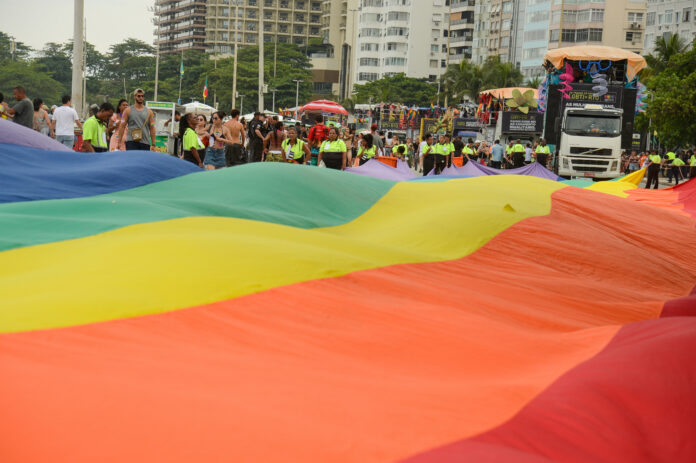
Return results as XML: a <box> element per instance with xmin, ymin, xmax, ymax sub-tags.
<box><xmin>564</xmin><ymin>115</ymin><xmax>621</xmax><ymax>137</ymax></box>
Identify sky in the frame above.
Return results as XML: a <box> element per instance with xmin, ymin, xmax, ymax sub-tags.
<box><xmin>0</xmin><ymin>0</ymin><xmax>154</xmax><ymax>53</ymax></box>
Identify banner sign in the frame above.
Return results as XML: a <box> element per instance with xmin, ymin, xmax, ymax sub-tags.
<box><xmin>501</xmin><ymin>112</ymin><xmax>544</xmax><ymax>134</ymax></box>
<box><xmin>452</xmin><ymin>118</ymin><xmax>482</xmax><ymax>133</ymax></box>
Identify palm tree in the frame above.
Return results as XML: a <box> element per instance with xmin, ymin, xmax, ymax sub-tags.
<box><xmin>525</xmin><ymin>77</ymin><xmax>542</xmax><ymax>89</ymax></box>
<box><xmin>481</xmin><ymin>56</ymin><xmax>524</xmax><ymax>89</ymax></box>
<box><xmin>441</xmin><ymin>60</ymin><xmax>485</xmax><ymax>102</ymax></box>
<box><xmin>646</xmin><ymin>34</ymin><xmax>689</xmax><ymax>72</ymax></box>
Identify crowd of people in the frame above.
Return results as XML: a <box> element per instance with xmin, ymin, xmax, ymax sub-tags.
<box><xmin>4</xmin><ymin>86</ymin><xmax>695</xmax><ymax>183</ymax></box>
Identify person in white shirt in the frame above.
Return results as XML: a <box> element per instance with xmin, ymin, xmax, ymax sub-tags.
<box><xmin>524</xmin><ymin>143</ymin><xmax>533</xmax><ymax>164</ymax></box>
<box><xmin>52</xmin><ymin>95</ymin><xmax>82</xmax><ymax>149</ymax></box>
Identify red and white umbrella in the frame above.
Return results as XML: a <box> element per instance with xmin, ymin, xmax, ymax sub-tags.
<box><xmin>300</xmin><ymin>100</ymin><xmax>348</xmax><ymax>115</ymax></box>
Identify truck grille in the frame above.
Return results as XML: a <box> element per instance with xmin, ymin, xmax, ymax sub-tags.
<box><xmin>569</xmin><ymin>147</ymin><xmax>613</xmax><ymax>156</ymax></box>
<box><xmin>571</xmin><ymin>159</ymin><xmax>610</xmax><ymax>172</ymax></box>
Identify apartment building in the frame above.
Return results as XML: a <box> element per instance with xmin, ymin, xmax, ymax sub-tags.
<box><xmin>450</xmin><ymin>0</ymin><xmax>476</xmax><ymax>62</ymax></box>
<box><xmin>484</xmin><ymin>0</ymin><xmax>524</xmax><ymax>64</ymax></box>
<box><xmin>154</xmin><ymin>0</ymin><xmax>325</xmax><ymax>55</ymax></box>
<box><xmin>155</xmin><ymin>0</ymin><xmax>208</xmax><ymax>54</ymax></box>
<box><xmin>520</xmin><ymin>0</ymin><xmax>552</xmax><ymax>79</ymax></box>
<box><xmin>352</xmin><ymin>0</ymin><xmax>450</xmax><ymax>86</ymax></box>
<box><xmin>547</xmin><ymin>0</ymin><xmax>647</xmax><ymax>55</ymax></box>
<box><xmin>644</xmin><ymin>0</ymin><xmax>696</xmax><ymax>54</ymax></box>
<box><xmin>318</xmin><ymin>0</ymin><xmax>359</xmax><ymax>100</ymax></box>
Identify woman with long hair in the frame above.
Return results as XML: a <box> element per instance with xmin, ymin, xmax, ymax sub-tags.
<box><xmin>281</xmin><ymin>126</ymin><xmax>310</xmax><ymax>164</ymax></box>
<box><xmin>109</xmin><ymin>99</ymin><xmax>129</xmax><ymax>151</ymax></box>
<box><xmin>196</xmin><ymin>115</ymin><xmax>210</xmax><ymax>163</ymax></box>
<box><xmin>263</xmin><ymin>121</ymin><xmax>286</xmax><ymax>162</ymax></box>
<box><xmin>33</xmin><ymin>98</ymin><xmax>53</xmax><ymax>137</ymax></box>
<box><xmin>318</xmin><ymin>127</ymin><xmax>347</xmax><ymax>170</ymax></box>
<box><xmin>357</xmin><ymin>133</ymin><xmax>377</xmax><ymax>166</ymax></box>
<box><xmin>342</xmin><ymin>127</ymin><xmax>354</xmax><ymax>166</ymax></box>
<box><xmin>205</xmin><ymin>111</ymin><xmax>233</xmax><ymax>170</ymax></box>
<box><xmin>180</xmin><ymin>113</ymin><xmax>203</xmax><ymax>168</ymax></box>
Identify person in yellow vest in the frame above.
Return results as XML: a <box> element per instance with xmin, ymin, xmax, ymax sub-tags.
<box><xmin>433</xmin><ymin>134</ymin><xmax>449</xmax><ymax>174</ymax></box>
<box><xmin>318</xmin><ymin>127</ymin><xmax>348</xmax><ymax>170</ymax></box>
<box><xmin>689</xmin><ymin>150</ymin><xmax>696</xmax><ymax>179</ymax></box>
<box><xmin>665</xmin><ymin>150</ymin><xmax>677</xmax><ymax>182</ymax></box>
<box><xmin>645</xmin><ymin>150</ymin><xmax>663</xmax><ymax>189</ymax></box>
<box><xmin>534</xmin><ymin>139</ymin><xmax>551</xmax><ymax>168</ymax></box>
<box><xmin>442</xmin><ymin>134</ymin><xmax>455</xmax><ymax>167</ymax></box>
<box><xmin>670</xmin><ymin>154</ymin><xmax>686</xmax><ymax>185</ymax></box>
<box><xmin>81</xmin><ymin>102</ymin><xmax>114</xmax><ymax>153</ymax></box>
<box><xmin>419</xmin><ymin>133</ymin><xmax>435</xmax><ymax>175</ymax></box>
<box><xmin>180</xmin><ymin>113</ymin><xmax>204</xmax><ymax>168</ymax></box>
<box><xmin>461</xmin><ymin>139</ymin><xmax>474</xmax><ymax>165</ymax></box>
<box><xmin>505</xmin><ymin>141</ymin><xmax>514</xmax><ymax>168</ymax></box>
<box><xmin>358</xmin><ymin>133</ymin><xmax>378</xmax><ymax>166</ymax></box>
<box><xmin>282</xmin><ymin>126</ymin><xmax>311</xmax><ymax>164</ymax></box>
<box><xmin>511</xmin><ymin>139</ymin><xmax>526</xmax><ymax>168</ymax></box>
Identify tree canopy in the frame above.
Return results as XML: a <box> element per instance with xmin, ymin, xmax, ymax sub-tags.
<box><xmin>352</xmin><ymin>74</ymin><xmax>437</xmax><ymax>106</ymax></box>
<box><xmin>0</xmin><ymin>32</ymin><xmax>314</xmax><ymax>113</ymax></box>
<box><xmin>440</xmin><ymin>57</ymin><xmax>524</xmax><ymax>104</ymax></box>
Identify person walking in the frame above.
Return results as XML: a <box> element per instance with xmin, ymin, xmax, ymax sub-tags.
<box><xmin>489</xmin><ymin>140</ymin><xmax>505</xmax><ymax>169</ymax></box>
<box><xmin>358</xmin><ymin>133</ymin><xmax>378</xmax><ymax>166</ymax></box>
<box><xmin>109</xmin><ymin>99</ymin><xmax>129</xmax><ymax>151</ymax></box>
<box><xmin>645</xmin><ymin>150</ymin><xmax>663</xmax><ymax>189</ymax></box>
<box><xmin>308</xmin><ymin>115</ymin><xmax>329</xmax><ymax>165</ymax></box>
<box><xmin>670</xmin><ymin>155</ymin><xmax>686</xmax><ymax>185</ymax></box>
<box><xmin>52</xmin><ymin>95</ymin><xmax>82</xmax><ymax>149</ymax></box>
<box><xmin>369</xmin><ymin>123</ymin><xmax>384</xmax><ymax>156</ymax></box>
<box><xmin>247</xmin><ymin>112</ymin><xmax>266</xmax><ymax>163</ymax></box>
<box><xmin>511</xmin><ymin>139</ymin><xmax>526</xmax><ymax>168</ymax></box>
<box><xmin>205</xmin><ymin>111</ymin><xmax>233</xmax><ymax>170</ymax></box>
<box><xmin>534</xmin><ymin>139</ymin><xmax>551</xmax><ymax>168</ymax></box>
<box><xmin>33</xmin><ymin>98</ymin><xmax>53</xmax><ymax>138</ymax></box>
<box><xmin>223</xmin><ymin>109</ymin><xmax>246</xmax><ymax>167</ymax></box>
<box><xmin>180</xmin><ymin>113</ymin><xmax>204</xmax><ymax>168</ymax></box>
<box><xmin>318</xmin><ymin>127</ymin><xmax>347</xmax><ymax>170</ymax></box>
<box><xmin>81</xmin><ymin>102</ymin><xmax>114</xmax><ymax>153</ymax></box>
<box><xmin>6</xmin><ymin>86</ymin><xmax>34</xmax><ymax>129</ymax></box>
<box><xmin>264</xmin><ymin>121</ymin><xmax>286</xmax><ymax>162</ymax></box>
<box><xmin>118</xmin><ymin>89</ymin><xmax>156</xmax><ymax>151</ymax></box>
<box><xmin>281</xmin><ymin>126</ymin><xmax>310</xmax><ymax>164</ymax></box>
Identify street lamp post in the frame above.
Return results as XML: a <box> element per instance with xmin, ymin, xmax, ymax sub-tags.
<box><xmin>270</xmin><ymin>88</ymin><xmax>277</xmax><ymax>113</ymax></box>
<box><xmin>72</xmin><ymin>0</ymin><xmax>85</xmax><ymax>118</ymax></box>
<box><xmin>293</xmin><ymin>79</ymin><xmax>302</xmax><ymax>113</ymax></box>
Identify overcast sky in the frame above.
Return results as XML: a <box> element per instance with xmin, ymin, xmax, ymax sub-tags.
<box><xmin>0</xmin><ymin>0</ymin><xmax>154</xmax><ymax>53</ymax></box>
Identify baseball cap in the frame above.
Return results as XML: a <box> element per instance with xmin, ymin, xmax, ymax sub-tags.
<box><xmin>370</xmin><ymin>123</ymin><xmax>378</xmax><ymax>131</ymax></box>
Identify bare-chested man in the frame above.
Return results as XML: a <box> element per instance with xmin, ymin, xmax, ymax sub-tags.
<box><xmin>224</xmin><ymin>109</ymin><xmax>246</xmax><ymax>167</ymax></box>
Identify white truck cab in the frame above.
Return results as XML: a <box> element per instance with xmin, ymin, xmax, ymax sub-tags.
<box><xmin>557</xmin><ymin>104</ymin><xmax>623</xmax><ymax>179</ymax></box>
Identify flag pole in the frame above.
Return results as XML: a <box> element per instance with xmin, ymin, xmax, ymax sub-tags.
<box><xmin>178</xmin><ymin>50</ymin><xmax>184</xmax><ymax>104</ymax></box>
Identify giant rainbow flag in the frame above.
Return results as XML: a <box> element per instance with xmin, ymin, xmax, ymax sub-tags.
<box><xmin>1</xmin><ymin>120</ymin><xmax>695</xmax><ymax>462</ymax></box>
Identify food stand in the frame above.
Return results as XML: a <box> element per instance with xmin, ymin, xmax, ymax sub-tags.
<box><xmin>146</xmin><ymin>101</ymin><xmax>186</xmax><ymax>155</ymax></box>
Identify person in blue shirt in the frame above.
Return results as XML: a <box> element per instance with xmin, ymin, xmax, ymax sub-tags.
<box><xmin>489</xmin><ymin>139</ymin><xmax>505</xmax><ymax>169</ymax></box>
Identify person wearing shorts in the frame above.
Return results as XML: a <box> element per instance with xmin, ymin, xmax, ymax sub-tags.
<box><xmin>205</xmin><ymin>111</ymin><xmax>231</xmax><ymax>169</ymax></box>
<box><xmin>264</xmin><ymin>121</ymin><xmax>286</xmax><ymax>162</ymax></box>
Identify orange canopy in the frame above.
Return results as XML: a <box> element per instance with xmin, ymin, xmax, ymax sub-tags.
<box><xmin>544</xmin><ymin>46</ymin><xmax>647</xmax><ymax>80</ymax></box>
<box><xmin>480</xmin><ymin>88</ymin><xmax>539</xmax><ymax>100</ymax></box>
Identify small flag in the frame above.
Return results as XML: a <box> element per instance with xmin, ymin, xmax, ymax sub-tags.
<box><xmin>180</xmin><ymin>60</ymin><xmax>184</xmax><ymax>77</ymax></box>
<box><xmin>203</xmin><ymin>77</ymin><xmax>208</xmax><ymax>99</ymax></box>
<box><xmin>430</xmin><ymin>103</ymin><xmax>435</xmax><ymax>112</ymax></box>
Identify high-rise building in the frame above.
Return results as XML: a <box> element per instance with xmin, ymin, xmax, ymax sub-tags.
<box><xmin>547</xmin><ymin>0</ymin><xmax>647</xmax><ymax>55</ymax></box>
<box><xmin>317</xmin><ymin>0</ymin><xmax>359</xmax><ymax>100</ymax></box>
<box><xmin>154</xmin><ymin>0</ymin><xmax>325</xmax><ymax>55</ymax></box>
<box><xmin>471</xmin><ymin>0</ymin><xmax>491</xmax><ymax>64</ymax></box>
<box><xmin>644</xmin><ymin>0</ymin><xmax>696</xmax><ymax>55</ymax></box>
<box><xmin>484</xmin><ymin>0</ymin><xmax>524</xmax><ymax>64</ymax></box>
<box><xmin>154</xmin><ymin>0</ymin><xmax>207</xmax><ymax>54</ymax></box>
<box><xmin>449</xmin><ymin>0</ymin><xmax>476</xmax><ymax>62</ymax></box>
<box><xmin>519</xmin><ymin>0</ymin><xmax>552</xmax><ymax>79</ymax></box>
<box><xmin>352</xmin><ymin>0</ymin><xmax>450</xmax><ymax>87</ymax></box>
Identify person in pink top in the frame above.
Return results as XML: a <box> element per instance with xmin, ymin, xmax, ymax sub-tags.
<box><xmin>109</xmin><ymin>99</ymin><xmax>128</xmax><ymax>151</ymax></box>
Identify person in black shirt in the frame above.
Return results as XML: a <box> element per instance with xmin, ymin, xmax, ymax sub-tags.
<box><xmin>247</xmin><ymin>112</ymin><xmax>267</xmax><ymax>163</ymax></box>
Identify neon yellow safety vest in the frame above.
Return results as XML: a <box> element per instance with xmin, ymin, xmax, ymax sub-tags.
<box><xmin>393</xmin><ymin>144</ymin><xmax>407</xmax><ymax>156</ymax></box>
<box><xmin>690</xmin><ymin>155</ymin><xmax>696</xmax><ymax>167</ymax></box>
<box><xmin>462</xmin><ymin>146</ymin><xmax>473</xmax><ymax>155</ymax></box>
<box><xmin>666</xmin><ymin>152</ymin><xmax>676</xmax><ymax>160</ymax></box>
<box><xmin>422</xmin><ymin>144</ymin><xmax>433</xmax><ymax>156</ymax></box>
<box><xmin>320</xmin><ymin>139</ymin><xmax>346</xmax><ymax>153</ymax></box>
<box><xmin>432</xmin><ymin>143</ymin><xmax>444</xmax><ymax>155</ymax></box>
<box><xmin>512</xmin><ymin>144</ymin><xmax>525</xmax><ymax>153</ymax></box>
<box><xmin>281</xmin><ymin>139</ymin><xmax>305</xmax><ymax>160</ymax></box>
<box><xmin>672</xmin><ymin>157</ymin><xmax>685</xmax><ymax>166</ymax></box>
<box><xmin>535</xmin><ymin>145</ymin><xmax>550</xmax><ymax>154</ymax></box>
<box><xmin>506</xmin><ymin>146</ymin><xmax>513</xmax><ymax>155</ymax></box>
<box><xmin>359</xmin><ymin>145</ymin><xmax>377</xmax><ymax>159</ymax></box>
<box><xmin>649</xmin><ymin>154</ymin><xmax>662</xmax><ymax>164</ymax></box>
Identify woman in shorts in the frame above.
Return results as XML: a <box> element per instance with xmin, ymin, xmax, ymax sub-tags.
<box><xmin>264</xmin><ymin>121</ymin><xmax>286</xmax><ymax>162</ymax></box>
<box><xmin>205</xmin><ymin>111</ymin><xmax>231</xmax><ymax>169</ymax></box>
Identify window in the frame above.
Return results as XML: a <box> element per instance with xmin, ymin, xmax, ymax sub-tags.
<box><xmin>361</xmin><ymin>42</ymin><xmax>378</xmax><ymax>51</ymax></box>
<box><xmin>626</xmin><ymin>32</ymin><xmax>642</xmax><ymax>42</ymax></box>
<box><xmin>684</xmin><ymin>8</ymin><xmax>692</xmax><ymax>23</ymax></box>
<box><xmin>500</xmin><ymin>36</ymin><xmax>510</xmax><ymax>48</ymax></box>
<box><xmin>430</xmin><ymin>59</ymin><xmax>438</xmax><ymax>68</ymax></box>
<box><xmin>502</xmin><ymin>1</ymin><xmax>512</xmax><ymax>13</ymax></box>
<box><xmin>627</xmin><ymin>12</ymin><xmax>643</xmax><ymax>23</ymax></box>
<box><xmin>589</xmin><ymin>28</ymin><xmax>602</xmax><ymax>42</ymax></box>
<box><xmin>431</xmin><ymin>44</ymin><xmax>439</xmax><ymax>53</ymax></box>
<box><xmin>646</xmin><ymin>12</ymin><xmax>655</xmax><ymax>26</ymax></box>
<box><xmin>358</xmin><ymin>72</ymin><xmax>378</xmax><ymax>81</ymax></box>
<box><xmin>502</xmin><ymin>19</ymin><xmax>511</xmax><ymax>30</ymax></box>
<box><xmin>360</xmin><ymin>57</ymin><xmax>379</xmax><ymax>66</ymax></box>
<box><xmin>665</xmin><ymin>10</ymin><xmax>673</xmax><ymax>24</ymax></box>
<box><xmin>590</xmin><ymin>9</ymin><xmax>604</xmax><ymax>23</ymax></box>
<box><xmin>384</xmin><ymin>57</ymin><xmax>406</xmax><ymax>66</ymax></box>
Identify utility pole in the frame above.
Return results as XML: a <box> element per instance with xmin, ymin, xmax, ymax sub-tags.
<box><xmin>239</xmin><ymin>94</ymin><xmax>245</xmax><ymax>115</ymax></box>
<box><xmin>72</xmin><ymin>0</ymin><xmax>85</xmax><ymax>118</ymax></box>
<box><xmin>270</xmin><ymin>88</ymin><xmax>277</xmax><ymax>113</ymax></box>
<box><xmin>293</xmin><ymin>79</ymin><xmax>302</xmax><ymax>113</ymax></box>
<box><xmin>258</xmin><ymin>0</ymin><xmax>265</xmax><ymax>112</ymax></box>
<box><xmin>152</xmin><ymin>3</ymin><xmax>160</xmax><ymax>101</ymax></box>
<box><xmin>232</xmin><ymin>0</ymin><xmax>239</xmax><ymax>109</ymax></box>
<box><xmin>178</xmin><ymin>49</ymin><xmax>183</xmax><ymax>104</ymax></box>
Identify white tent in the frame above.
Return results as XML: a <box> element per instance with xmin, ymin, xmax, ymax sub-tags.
<box><xmin>184</xmin><ymin>101</ymin><xmax>216</xmax><ymax>118</ymax></box>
